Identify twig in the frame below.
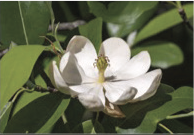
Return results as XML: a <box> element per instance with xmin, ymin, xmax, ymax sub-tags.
<box><xmin>178</xmin><ymin>8</ymin><xmax>193</xmax><ymax>31</ymax></box>
<box><xmin>48</xmin><ymin>20</ymin><xmax>86</xmax><ymax>31</ymax></box>
<box><xmin>166</xmin><ymin>111</ymin><xmax>194</xmax><ymax>119</ymax></box>
<box><xmin>158</xmin><ymin>123</ymin><xmax>173</xmax><ymax>134</ymax></box>
<box><xmin>25</xmin><ymin>80</ymin><xmax>58</xmax><ymax>93</ymax></box>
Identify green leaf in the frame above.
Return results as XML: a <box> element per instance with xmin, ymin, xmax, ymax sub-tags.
<box><xmin>79</xmin><ymin>17</ymin><xmax>102</xmax><ymax>52</ymax></box>
<box><xmin>0</xmin><ymin>102</ymin><xmax>13</xmax><ymax>133</ymax></box>
<box><xmin>72</xmin><ymin>120</ymin><xmax>104</xmax><ymax>133</ymax></box>
<box><xmin>4</xmin><ymin>92</ymin><xmax>70</xmax><ymax>133</ymax></box>
<box><xmin>135</xmin><ymin>3</ymin><xmax>193</xmax><ymax>44</ymax></box>
<box><xmin>72</xmin><ymin>120</ymin><xmax>94</xmax><ymax>133</ymax></box>
<box><xmin>82</xmin><ymin>120</ymin><xmax>94</xmax><ymax>133</ymax></box>
<box><xmin>88</xmin><ymin>1</ymin><xmax>158</xmax><ymax>37</ymax></box>
<box><xmin>131</xmin><ymin>41</ymin><xmax>184</xmax><ymax>69</ymax></box>
<box><xmin>0</xmin><ymin>45</ymin><xmax>45</xmax><ymax>111</ymax></box>
<box><xmin>0</xmin><ymin>1</ymin><xmax>50</xmax><ymax>49</ymax></box>
<box><xmin>65</xmin><ymin>98</ymin><xmax>87</xmax><ymax>131</ymax></box>
<box><xmin>116</xmin><ymin>85</ymin><xmax>193</xmax><ymax>133</ymax></box>
<box><xmin>12</xmin><ymin>91</ymin><xmax>48</xmax><ymax>116</ymax></box>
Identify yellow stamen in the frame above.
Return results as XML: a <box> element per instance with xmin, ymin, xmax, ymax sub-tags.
<box><xmin>94</xmin><ymin>55</ymin><xmax>110</xmax><ymax>83</ymax></box>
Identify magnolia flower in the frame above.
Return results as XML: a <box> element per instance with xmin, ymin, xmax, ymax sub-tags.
<box><xmin>49</xmin><ymin>36</ymin><xmax>162</xmax><ymax>118</ymax></box>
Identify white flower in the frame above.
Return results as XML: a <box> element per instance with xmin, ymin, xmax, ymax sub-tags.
<box><xmin>49</xmin><ymin>36</ymin><xmax>162</xmax><ymax>118</ymax></box>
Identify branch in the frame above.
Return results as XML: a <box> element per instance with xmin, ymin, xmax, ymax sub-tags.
<box><xmin>48</xmin><ymin>20</ymin><xmax>86</xmax><ymax>31</ymax></box>
<box><xmin>178</xmin><ymin>8</ymin><xmax>193</xmax><ymax>31</ymax></box>
<box><xmin>166</xmin><ymin>111</ymin><xmax>194</xmax><ymax>119</ymax></box>
<box><xmin>25</xmin><ymin>80</ymin><xmax>58</xmax><ymax>93</ymax></box>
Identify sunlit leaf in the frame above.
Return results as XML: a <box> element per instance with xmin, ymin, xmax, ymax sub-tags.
<box><xmin>115</xmin><ymin>85</ymin><xmax>193</xmax><ymax>133</ymax></box>
<box><xmin>135</xmin><ymin>3</ymin><xmax>193</xmax><ymax>44</ymax></box>
<box><xmin>4</xmin><ymin>92</ymin><xmax>70</xmax><ymax>133</ymax></box>
<box><xmin>0</xmin><ymin>1</ymin><xmax>50</xmax><ymax>49</ymax></box>
<box><xmin>88</xmin><ymin>1</ymin><xmax>158</xmax><ymax>37</ymax></box>
<box><xmin>131</xmin><ymin>41</ymin><xmax>184</xmax><ymax>69</ymax></box>
<box><xmin>0</xmin><ymin>45</ymin><xmax>45</xmax><ymax>111</ymax></box>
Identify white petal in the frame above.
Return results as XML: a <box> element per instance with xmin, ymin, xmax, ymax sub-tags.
<box><xmin>49</xmin><ymin>61</ymin><xmax>70</xmax><ymax>95</ymax></box>
<box><xmin>103</xmin><ymin>81</ymin><xmax>137</xmax><ymax>105</ymax></box>
<box><xmin>69</xmin><ymin>83</ymin><xmax>96</xmax><ymax>97</ymax></box>
<box><xmin>61</xmin><ymin>53</ymin><xmax>96</xmax><ymax>85</ymax></box>
<box><xmin>99</xmin><ymin>37</ymin><xmax>131</xmax><ymax>73</ymax></box>
<box><xmin>78</xmin><ymin>84</ymin><xmax>105</xmax><ymax>111</ymax></box>
<box><xmin>60</xmin><ymin>36</ymin><xmax>98</xmax><ymax>78</ymax></box>
<box><xmin>127</xmin><ymin>69</ymin><xmax>162</xmax><ymax>102</ymax></box>
<box><xmin>115</xmin><ymin>51</ymin><xmax>151</xmax><ymax>80</ymax></box>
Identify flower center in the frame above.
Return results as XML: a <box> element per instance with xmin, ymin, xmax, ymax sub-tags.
<box><xmin>94</xmin><ymin>55</ymin><xmax>110</xmax><ymax>83</ymax></box>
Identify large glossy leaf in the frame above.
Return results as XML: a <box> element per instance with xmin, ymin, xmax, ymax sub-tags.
<box><xmin>64</xmin><ymin>98</ymin><xmax>87</xmax><ymax>131</ymax></box>
<box><xmin>88</xmin><ymin>1</ymin><xmax>158</xmax><ymax>37</ymax></box>
<box><xmin>11</xmin><ymin>54</ymin><xmax>57</xmax><ymax>116</ymax></box>
<box><xmin>115</xmin><ymin>85</ymin><xmax>193</xmax><ymax>133</ymax></box>
<box><xmin>135</xmin><ymin>3</ymin><xmax>193</xmax><ymax>44</ymax></box>
<box><xmin>79</xmin><ymin>17</ymin><xmax>102</xmax><ymax>52</ymax></box>
<box><xmin>0</xmin><ymin>45</ymin><xmax>45</xmax><ymax>111</ymax></box>
<box><xmin>4</xmin><ymin>92</ymin><xmax>70</xmax><ymax>133</ymax></box>
<box><xmin>11</xmin><ymin>92</ymin><xmax>48</xmax><ymax>116</ymax></box>
<box><xmin>0</xmin><ymin>1</ymin><xmax>50</xmax><ymax>49</ymax></box>
<box><xmin>131</xmin><ymin>41</ymin><xmax>184</xmax><ymax>69</ymax></box>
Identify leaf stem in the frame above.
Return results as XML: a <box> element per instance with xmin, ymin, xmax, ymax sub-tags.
<box><xmin>61</xmin><ymin>113</ymin><xmax>67</xmax><ymax>124</ymax></box>
<box><xmin>166</xmin><ymin>1</ymin><xmax>178</xmax><ymax>8</ymax></box>
<box><xmin>11</xmin><ymin>88</ymin><xmax>33</xmax><ymax>102</ymax></box>
<box><xmin>96</xmin><ymin>111</ymin><xmax>99</xmax><ymax>121</ymax></box>
<box><xmin>158</xmin><ymin>123</ymin><xmax>173</xmax><ymax>134</ymax></box>
<box><xmin>18</xmin><ymin>1</ymin><xmax>29</xmax><ymax>45</ymax></box>
<box><xmin>166</xmin><ymin>111</ymin><xmax>193</xmax><ymax>119</ymax></box>
<box><xmin>176</xmin><ymin>1</ymin><xmax>183</xmax><ymax>9</ymax></box>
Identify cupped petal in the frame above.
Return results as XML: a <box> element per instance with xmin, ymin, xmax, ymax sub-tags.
<box><xmin>61</xmin><ymin>53</ymin><xmax>96</xmax><ymax>85</ymax></box>
<box><xmin>49</xmin><ymin>61</ymin><xmax>70</xmax><ymax>95</ymax></box>
<box><xmin>127</xmin><ymin>69</ymin><xmax>162</xmax><ymax>102</ymax></box>
<box><xmin>60</xmin><ymin>36</ymin><xmax>98</xmax><ymax>78</ymax></box>
<box><xmin>99</xmin><ymin>37</ymin><xmax>131</xmax><ymax>73</ymax></box>
<box><xmin>103</xmin><ymin>81</ymin><xmax>137</xmax><ymax>105</ymax></box>
<box><xmin>115</xmin><ymin>51</ymin><xmax>151</xmax><ymax>80</ymax></box>
<box><xmin>78</xmin><ymin>84</ymin><xmax>105</xmax><ymax>111</ymax></box>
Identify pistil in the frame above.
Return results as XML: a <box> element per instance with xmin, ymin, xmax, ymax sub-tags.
<box><xmin>94</xmin><ymin>55</ymin><xmax>110</xmax><ymax>83</ymax></box>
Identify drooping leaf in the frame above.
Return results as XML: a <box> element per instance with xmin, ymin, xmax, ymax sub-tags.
<box><xmin>4</xmin><ymin>92</ymin><xmax>70</xmax><ymax>133</ymax></box>
<box><xmin>79</xmin><ymin>17</ymin><xmax>102</xmax><ymax>52</ymax></box>
<box><xmin>115</xmin><ymin>85</ymin><xmax>193</xmax><ymax>133</ymax></box>
<box><xmin>0</xmin><ymin>45</ymin><xmax>45</xmax><ymax>111</ymax></box>
<box><xmin>135</xmin><ymin>3</ymin><xmax>193</xmax><ymax>44</ymax></box>
<box><xmin>88</xmin><ymin>1</ymin><xmax>158</xmax><ymax>37</ymax></box>
<box><xmin>0</xmin><ymin>1</ymin><xmax>50</xmax><ymax>49</ymax></box>
<box><xmin>131</xmin><ymin>41</ymin><xmax>184</xmax><ymax>69</ymax></box>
